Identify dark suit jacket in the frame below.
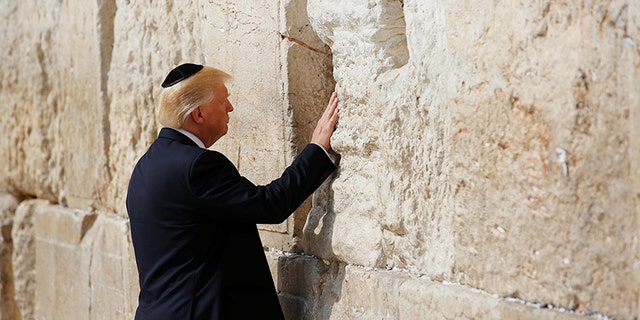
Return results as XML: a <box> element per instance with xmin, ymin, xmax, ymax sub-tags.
<box><xmin>126</xmin><ymin>128</ymin><xmax>336</xmax><ymax>319</ymax></box>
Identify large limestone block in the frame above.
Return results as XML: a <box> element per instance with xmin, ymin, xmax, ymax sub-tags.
<box><xmin>88</xmin><ymin>215</ymin><xmax>139</xmax><ymax>320</ymax></box>
<box><xmin>52</xmin><ymin>0</ymin><xmax>114</xmax><ymax>210</ymax></box>
<box><xmin>267</xmin><ymin>252</ymin><xmax>590</xmax><ymax>320</ymax></box>
<box><xmin>202</xmin><ymin>0</ymin><xmax>293</xmax><ymax>238</ymax></box>
<box><xmin>202</xmin><ymin>1</ymin><xmax>288</xmax><ymax>183</ymax></box>
<box><xmin>0</xmin><ymin>0</ymin><xmax>114</xmax><ymax>210</ymax></box>
<box><xmin>308</xmin><ymin>0</ymin><xmax>638</xmax><ymax>318</ymax></box>
<box><xmin>307</xmin><ymin>0</ymin><xmax>411</xmax><ymax>267</ymax></box>
<box><xmin>270</xmin><ymin>253</ymin><xmax>345</xmax><ymax>319</ymax></box>
<box><xmin>12</xmin><ymin>200</ymin><xmax>49</xmax><ymax>320</ymax></box>
<box><xmin>278</xmin><ymin>0</ymin><xmax>336</xmax><ymax>249</ymax></box>
<box><xmin>0</xmin><ymin>1</ymin><xmax>63</xmax><ymax>200</ymax></box>
<box><xmin>331</xmin><ymin>266</ymin><xmax>588</xmax><ymax>320</ymax></box>
<box><xmin>34</xmin><ymin>204</ymin><xmax>96</xmax><ymax>319</ymax></box>
<box><xmin>30</xmin><ymin>202</ymin><xmax>138</xmax><ymax>320</ymax></box>
<box><xmin>445</xmin><ymin>2</ymin><xmax>638</xmax><ymax>318</ymax></box>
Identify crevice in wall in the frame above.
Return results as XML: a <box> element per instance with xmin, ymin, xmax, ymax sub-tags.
<box><xmin>1</xmin><ymin>224</ymin><xmax>21</xmax><ymax>320</ymax></box>
<box><xmin>371</xmin><ymin>0</ymin><xmax>409</xmax><ymax>71</ymax></box>
<box><xmin>96</xmin><ymin>0</ymin><xmax>117</xmax><ymax>195</ymax></box>
<box><xmin>80</xmin><ymin>213</ymin><xmax>98</xmax><ymax>241</ymax></box>
<box><xmin>275</xmin><ymin>250</ymin><xmax>618</xmax><ymax>319</ymax></box>
<box><xmin>365</xmin><ymin>264</ymin><xmax>617</xmax><ymax>320</ymax></box>
<box><xmin>433</xmin><ymin>279</ymin><xmax>617</xmax><ymax>320</ymax></box>
<box><xmin>278</xmin><ymin>0</ymin><xmax>337</xmax><ymax>251</ymax></box>
<box><xmin>83</xmin><ymin>215</ymin><xmax>102</xmax><ymax>320</ymax></box>
<box><xmin>278</xmin><ymin>32</ymin><xmax>331</xmax><ymax>56</ymax></box>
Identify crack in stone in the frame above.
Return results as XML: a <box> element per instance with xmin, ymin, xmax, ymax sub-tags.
<box><xmin>279</xmin><ymin>32</ymin><xmax>330</xmax><ymax>56</ymax></box>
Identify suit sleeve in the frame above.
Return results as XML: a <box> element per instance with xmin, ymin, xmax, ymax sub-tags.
<box><xmin>190</xmin><ymin>144</ymin><xmax>336</xmax><ymax>224</ymax></box>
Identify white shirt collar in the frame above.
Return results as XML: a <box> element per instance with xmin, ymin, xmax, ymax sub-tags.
<box><xmin>176</xmin><ymin>128</ymin><xmax>206</xmax><ymax>149</ymax></box>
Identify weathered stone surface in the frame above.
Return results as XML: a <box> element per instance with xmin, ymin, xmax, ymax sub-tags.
<box><xmin>88</xmin><ymin>215</ymin><xmax>139</xmax><ymax>320</ymax></box>
<box><xmin>12</xmin><ymin>200</ymin><xmax>47</xmax><ymax>320</ymax></box>
<box><xmin>307</xmin><ymin>0</ymin><xmax>639</xmax><ymax>318</ymax></box>
<box><xmin>0</xmin><ymin>194</ymin><xmax>19</xmax><ymax>320</ymax></box>
<box><xmin>271</xmin><ymin>253</ymin><xmax>345</xmax><ymax>319</ymax></box>
<box><xmin>446</xmin><ymin>3</ymin><xmax>638</xmax><ymax>317</ymax></box>
<box><xmin>0</xmin><ymin>0</ymin><xmax>638</xmax><ymax>319</ymax></box>
<box><xmin>268</xmin><ymin>252</ymin><xmax>590</xmax><ymax>320</ymax></box>
<box><xmin>0</xmin><ymin>1</ymin><xmax>62</xmax><ymax>201</ymax></box>
<box><xmin>0</xmin><ymin>0</ymin><xmax>113</xmax><ymax>211</ymax></box>
<box><xmin>34</xmin><ymin>204</ymin><xmax>96</xmax><ymax>319</ymax></box>
<box><xmin>33</xmin><ymin>202</ymin><xmax>138</xmax><ymax>320</ymax></box>
<box><xmin>307</xmin><ymin>0</ymin><xmax>408</xmax><ymax>266</ymax></box>
<box><xmin>632</xmin><ymin>2</ymin><xmax>640</xmax><ymax>315</ymax></box>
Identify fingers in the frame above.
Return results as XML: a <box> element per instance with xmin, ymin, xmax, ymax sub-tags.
<box><xmin>330</xmin><ymin>102</ymin><xmax>339</xmax><ymax>123</ymax></box>
<box><xmin>310</xmin><ymin>92</ymin><xmax>340</xmax><ymax>151</ymax></box>
<box><xmin>327</xmin><ymin>96</ymin><xmax>339</xmax><ymax>128</ymax></box>
<box><xmin>324</xmin><ymin>92</ymin><xmax>339</xmax><ymax>122</ymax></box>
<box><xmin>330</xmin><ymin>92</ymin><xmax>338</xmax><ymax>109</ymax></box>
<box><xmin>323</xmin><ymin>93</ymin><xmax>339</xmax><ymax>133</ymax></box>
<box><xmin>322</xmin><ymin>92</ymin><xmax>338</xmax><ymax>119</ymax></box>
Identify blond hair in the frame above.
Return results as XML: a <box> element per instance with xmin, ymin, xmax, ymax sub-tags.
<box><xmin>157</xmin><ymin>66</ymin><xmax>232</xmax><ymax>128</ymax></box>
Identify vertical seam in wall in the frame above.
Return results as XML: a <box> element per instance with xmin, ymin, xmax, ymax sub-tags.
<box><xmin>277</xmin><ymin>0</ymin><xmax>293</xmax><ymax>166</ymax></box>
<box><xmin>96</xmin><ymin>0</ymin><xmax>117</xmax><ymax>194</ymax></box>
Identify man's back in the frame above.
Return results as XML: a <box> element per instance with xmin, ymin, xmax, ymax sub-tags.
<box><xmin>127</xmin><ymin>128</ymin><xmax>335</xmax><ymax>319</ymax></box>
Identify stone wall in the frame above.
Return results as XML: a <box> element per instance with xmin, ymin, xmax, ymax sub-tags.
<box><xmin>0</xmin><ymin>0</ymin><xmax>638</xmax><ymax>319</ymax></box>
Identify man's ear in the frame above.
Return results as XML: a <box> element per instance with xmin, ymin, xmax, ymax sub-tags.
<box><xmin>190</xmin><ymin>106</ymin><xmax>204</xmax><ymax>124</ymax></box>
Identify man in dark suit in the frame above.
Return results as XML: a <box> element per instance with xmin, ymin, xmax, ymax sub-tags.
<box><xmin>126</xmin><ymin>63</ymin><xmax>339</xmax><ymax>319</ymax></box>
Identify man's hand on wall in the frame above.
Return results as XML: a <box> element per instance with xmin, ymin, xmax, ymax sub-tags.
<box><xmin>311</xmin><ymin>92</ymin><xmax>339</xmax><ymax>151</ymax></box>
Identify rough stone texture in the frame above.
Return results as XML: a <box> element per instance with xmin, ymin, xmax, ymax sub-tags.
<box><xmin>632</xmin><ymin>1</ymin><xmax>640</xmax><ymax>314</ymax></box>
<box><xmin>0</xmin><ymin>0</ymin><xmax>113</xmax><ymax>211</ymax></box>
<box><xmin>87</xmin><ymin>214</ymin><xmax>139</xmax><ymax>320</ymax></box>
<box><xmin>12</xmin><ymin>200</ymin><xmax>46</xmax><ymax>320</ymax></box>
<box><xmin>33</xmin><ymin>202</ymin><xmax>138</xmax><ymax>320</ymax></box>
<box><xmin>0</xmin><ymin>0</ymin><xmax>638</xmax><ymax>319</ymax></box>
<box><xmin>34</xmin><ymin>204</ymin><xmax>95</xmax><ymax>318</ymax></box>
<box><xmin>307</xmin><ymin>0</ymin><xmax>640</xmax><ymax>318</ymax></box>
<box><xmin>0</xmin><ymin>1</ymin><xmax>61</xmax><ymax>201</ymax></box>
<box><xmin>445</xmin><ymin>4</ymin><xmax>639</xmax><ymax>317</ymax></box>
<box><xmin>0</xmin><ymin>195</ymin><xmax>19</xmax><ymax>320</ymax></box>
<box><xmin>267</xmin><ymin>251</ymin><xmax>588</xmax><ymax>320</ymax></box>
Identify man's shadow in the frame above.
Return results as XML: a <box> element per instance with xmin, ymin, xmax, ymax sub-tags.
<box><xmin>277</xmin><ymin>163</ymin><xmax>346</xmax><ymax>320</ymax></box>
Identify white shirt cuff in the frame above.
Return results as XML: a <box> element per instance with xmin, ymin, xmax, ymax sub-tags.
<box><xmin>311</xmin><ymin>143</ymin><xmax>336</xmax><ymax>164</ymax></box>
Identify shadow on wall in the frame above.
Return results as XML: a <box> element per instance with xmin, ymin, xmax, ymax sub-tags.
<box><xmin>271</xmin><ymin>0</ymin><xmax>348</xmax><ymax>317</ymax></box>
<box><xmin>274</xmin><ymin>0</ymin><xmax>411</xmax><ymax>316</ymax></box>
<box><xmin>277</xmin><ymin>256</ymin><xmax>346</xmax><ymax>320</ymax></box>
<box><xmin>278</xmin><ymin>169</ymin><xmax>347</xmax><ymax>320</ymax></box>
